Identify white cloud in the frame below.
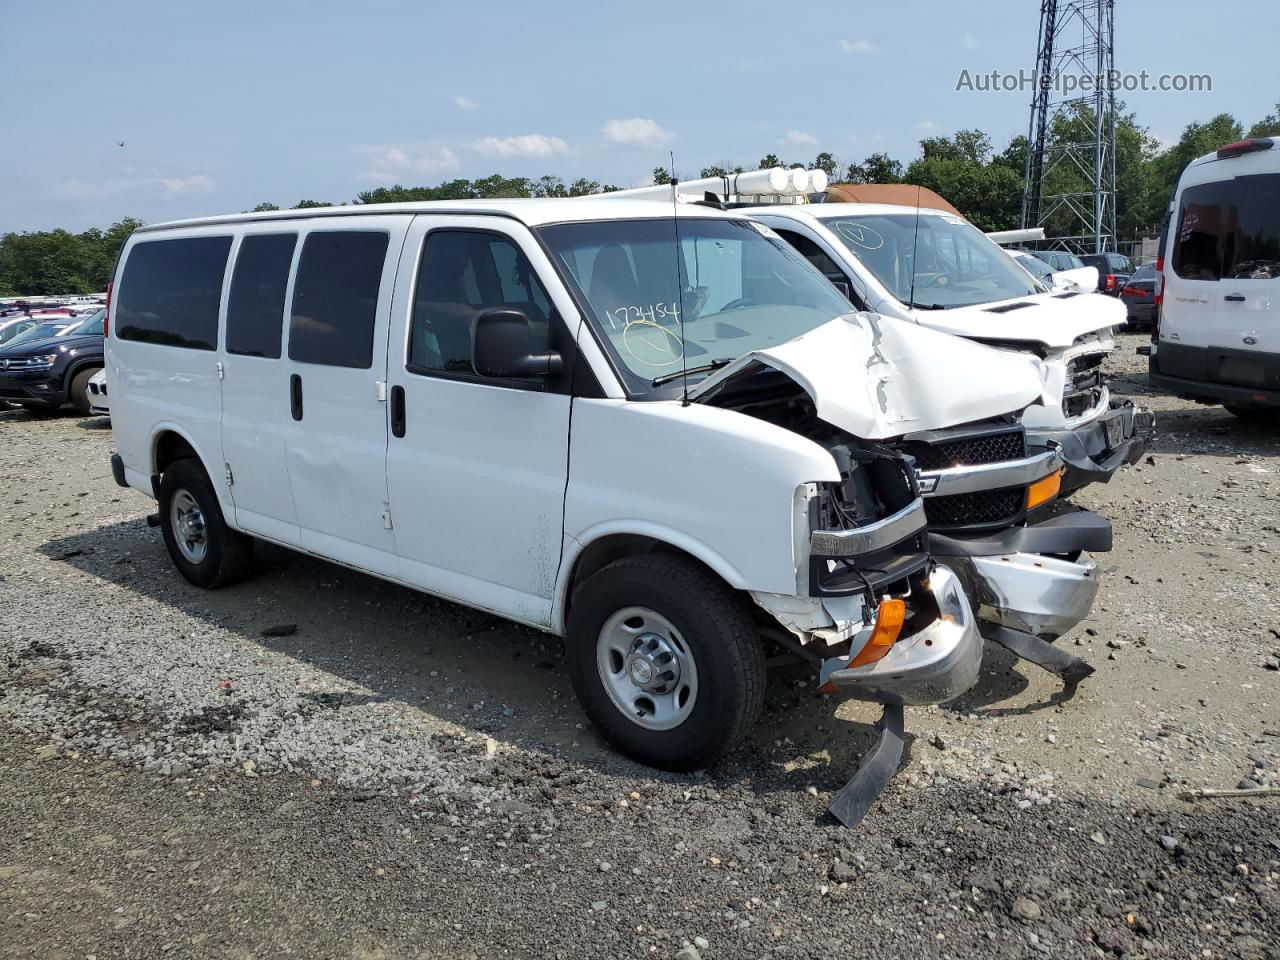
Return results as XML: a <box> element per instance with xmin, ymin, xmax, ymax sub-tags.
<box><xmin>472</xmin><ymin>134</ymin><xmax>569</xmax><ymax>158</ymax></box>
<box><xmin>358</xmin><ymin>145</ymin><xmax>461</xmax><ymax>182</ymax></box>
<box><xmin>158</xmin><ymin>174</ymin><xmax>216</xmax><ymax>194</ymax></box>
<box><xmin>56</xmin><ymin>173</ymin><xmax>216</xmax><ymax>199</ymax></box>
<box><xmin>839</xmin><ymin>38</ymin><xmax>876</xmax><ymax>54</ymax></box>
<box><xmin>915</xmin><ymin>120</ymin><xmax>938</xmax><ymax>132</ymax></box>
<box><xmin>602</xmin><ymin>117</ymin><xmax>672</xmax><ymax>147</ymax></box>
<box><xmin>780</xmin><ymin>130</ymin><xmax>818</xmax><ymax>147</ymax></box>
<box><xmin>453</xmin><ymin>94</ymin><xmax>478</xmax><ymax>110</ymax></box>
<box><xmin>961</xmin><ymin>32</ymin><xmax>978</xmax><ymax>50</ymax></box>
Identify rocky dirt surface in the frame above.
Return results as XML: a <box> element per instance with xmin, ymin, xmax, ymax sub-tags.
<box><xmin>2</xmin><ymin>332</ymin><xmax>1278</xmax><ymax>959</ymax></box>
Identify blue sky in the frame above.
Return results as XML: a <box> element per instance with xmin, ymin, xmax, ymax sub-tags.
<box><xmin>3</xmin><ymin>0</ymin><xmax>1273</xmax><ymax>232</ymax></box>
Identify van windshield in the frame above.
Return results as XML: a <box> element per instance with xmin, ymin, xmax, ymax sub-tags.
<box><xmin>539</xmin><ymin>217</ymin><xmax>854</xmax><ymax>392</ymax></box>
<box><xmin>819</xmin><ymin>212</ymin><xmax>1043</xmax><ymax>309</ymax></box>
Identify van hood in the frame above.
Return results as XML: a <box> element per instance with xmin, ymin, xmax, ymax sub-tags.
<box><xmin>688</xmin><ymin>312</ymin><xmax>1044</xmax><ymax>440</ymax></box>
<box><xmin>911</xmin><ymin>290</ymin><xmax>1123</xmax><ymax>349</ymax></box>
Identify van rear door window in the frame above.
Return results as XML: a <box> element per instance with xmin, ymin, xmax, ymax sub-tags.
<box><xmin>1173</xmin><ymin>175</ymin><xmax>1280</xmax><ymax>282</ymax></box>
<box><xmin>116</xmin><ymin>236</ymin><xmax>233</xmax><ymax>350</ymax></box>
<box><xmin>288</xmin><ymin>231</ymin><xmax>389</xmax><ymax>368</ymax></box>
<box><xmin>226</xmin><ymin>233</ymin><xmax>297</xmax><ymax>358</ymax></box>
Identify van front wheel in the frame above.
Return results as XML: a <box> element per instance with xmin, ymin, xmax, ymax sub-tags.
<box><xmin>158</xmin><ymin>459</ymin><xmax>254</xmax><ymax>589</ymax></box>
<box><xmin>566</xmin><ymin>555</ymin><xmax>765</xmax><ymax>771</ymax></box>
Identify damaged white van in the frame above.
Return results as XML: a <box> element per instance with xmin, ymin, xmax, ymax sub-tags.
<box><xmin>743</xmin><ymin>203</ymin><xmax>1155</xmax><ymax>494</ymax></box>
<box><xmin>107</xmin><ymin>199</ymin><xmax>1080</xmax><ymax>819</ymax></box>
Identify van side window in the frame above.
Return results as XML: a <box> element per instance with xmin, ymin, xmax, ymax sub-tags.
<box><xmin>408</xmin><ymin>231</ymin><xmax>552</xmax><ymax>376</ymax></box>
<box><xmin>289</xmin><ymin>231</ymin><xmax>389</xmax><ymax>368</ymax></box>
<box><xmin>226</xmin><ymin>233</ymin><xmax>296</xmax><ymax>359</ymax></box>
<box><xmin>116</xmin><ymin>236</ymin><xmax>232</xmax><ymax>350</ymax></box>
<box><xmin>773</xmin><ymin>229</ymin><xmax>866</xmax><ymax>309</ymax></box>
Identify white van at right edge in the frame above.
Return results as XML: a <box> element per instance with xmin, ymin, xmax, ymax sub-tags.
<box><xmin>1149</xmin><ymin>137</ymin><xmax>1280</xmax><ymax>420</ymax></box>
<box><xmin>748</xmin><ymin>204</ymin><xmax>1156</xmax><ymax>494</ymax></box>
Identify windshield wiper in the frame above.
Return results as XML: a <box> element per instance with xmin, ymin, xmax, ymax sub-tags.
<box><xmin>904</xmin><ymin>300</ymin><xmax>946</xmax><ymax>310</ymax></box>
<box><xmin>652</xmin><ymin>358</ymin><xmax>734</xmax><ymax>386</ymax></box>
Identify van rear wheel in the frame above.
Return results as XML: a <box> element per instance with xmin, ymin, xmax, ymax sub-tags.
<box><xmin>158</xmin><ymin>459</ymin><xmax>254</xmax><ymax>589</ymax></box>
<box><xmin>565</xmin><ymin>554</ymin><xmax>765</xmax><ymax>771</ymax></box>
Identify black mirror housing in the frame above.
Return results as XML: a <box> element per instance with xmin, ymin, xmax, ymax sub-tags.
<box><xmin>471</xmin><ymin>308</ymin><xmax>562</xmax><ymax>380</ymax></box>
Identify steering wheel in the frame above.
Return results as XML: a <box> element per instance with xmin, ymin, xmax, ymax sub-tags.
<box><xmin>719</xmin><ymin>298</ymin><xmax>755</xmax><ymax>312</ymax></box>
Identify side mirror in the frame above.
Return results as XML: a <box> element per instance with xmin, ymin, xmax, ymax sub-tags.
<box><xmin>471</xmin><ymin>308</ymin><xmax>562</xmax><ymax>379</ymax></box>
<box><xmin>830</xmin><ymin>279</ymin><xmax>853</xmax><ymax>302</ymax></box>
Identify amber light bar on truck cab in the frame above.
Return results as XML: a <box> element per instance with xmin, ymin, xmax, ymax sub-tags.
<box><xmin>1216</xmin><ymin>138</ymin><xmax>1274</xmax><ymax>160</ymax></box>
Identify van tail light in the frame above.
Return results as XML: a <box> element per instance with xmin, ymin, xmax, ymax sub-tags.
<box><xmin>103</xmin><ymin>282</ymin><xmax>111</xmax><ymax>338</ymax></box>
<box><xmin>1216</xmin><ymin>138</ymin><xmax>1275</xmax><ymax>159</ymax></box>
<box><xmin>1153</xmin><ymin>255</ymin><xmax>1165</xmax><ymax>340</ymax></box>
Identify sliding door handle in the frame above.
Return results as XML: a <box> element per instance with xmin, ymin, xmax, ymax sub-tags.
<box><xmin>290</xmin><ymin>374</ymin><xmax>303</xmax><ymax>421</ymax></box>
<box><xmin>1224</xmin><ymin>294</ymin><xmax>1246</xmax><ymax>302</ymax></box>
<box><xmin>390</xmin><ymin>385</ymin><xmax>406</xmax><ymax>438</ymax></box>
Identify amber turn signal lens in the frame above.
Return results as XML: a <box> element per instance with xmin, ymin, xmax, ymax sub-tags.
<box><xmin>848</xmin><ymin>598</ymin><xmax>906</xmax><ymax>668</ymax></box>
<box><xmin>1026</xmin><ymin>468</ymin><xmax>1063</xmax><ymax>510</ymax></box>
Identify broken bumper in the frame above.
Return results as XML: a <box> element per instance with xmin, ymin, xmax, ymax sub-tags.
<box><xmin>929</xmin><ymin>508</ymin><xmax>1110</xmax><ymax>640</ymax></box>
<box><xmin>818</xmin><ymin>565</ymin><xmax>982</xmax><ymax>705</ymax></box>
<box><xmin>1029</xmin><ymin>398</ymin><xmax>1155</xmax><ymax>496</ymax></box>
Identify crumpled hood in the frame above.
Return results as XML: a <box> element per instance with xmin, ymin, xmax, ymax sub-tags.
<box><xmin>689</xmin><ymin>312</ymin><xmax>1045</xmax><ymax>440</ymax></box>
<box><xmin>913</xmin><ymin>290</ymin><xmax>1123</xmax><ymax>349</ymax></box>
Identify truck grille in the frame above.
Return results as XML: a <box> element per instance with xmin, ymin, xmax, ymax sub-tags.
<box><xmin>1063</xmin><ymin>352</ymin><xmax>1105</xmax><ymax>418</ymax></box>
<box><xmin>925</xmin><ymin>488</ymin><xmax>1024</xmax><ymax>528</ymax></box>
<box><xmin>904</xmin><ymin>429</ymin><xmax>1025</xmax><ymax>471</ymax></box>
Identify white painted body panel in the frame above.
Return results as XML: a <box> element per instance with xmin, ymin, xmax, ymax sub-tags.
<box><xmin>687</xmin><ymin>313</ymin><xmax>1044</xmax><ymax>438</ymax></box>
<box><xmin>748</xmin><ymin>205</ymin><xmax>1124</xmax><ymax>430</ymax></box>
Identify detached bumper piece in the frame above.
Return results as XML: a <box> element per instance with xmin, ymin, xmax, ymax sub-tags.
<box><xmin>817</xmin><ymin>566</ymin><xmax>982</xmax><ymax>828</ymax></box>
<box><xmin>932</xmin><ymin>509</ymin><xmax>1110</xmax><ymax>686</ymax></box>
<box><xmin>1030</xmin><ymin>398</ymin><xmax>1155</xmax><ymax>496</ymax></box>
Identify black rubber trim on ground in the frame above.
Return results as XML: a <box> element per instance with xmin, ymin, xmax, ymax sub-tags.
<box><xmin>929</xmin><ymin>508</ymin><xmax>1113</xmax><ymax>558</ymax></box>
<box><xmin>828</xmin><ymin>702</ymin><xmax>905</xmax><ymax>829</ymax></box>
<box><xmin>110</xmin><ymin>453</ymin><xmax>128</xmax><ymax>488</ymax></box>
<box><xmin>981</xmin><ymin>623</ymin><xmax>1095</xmax><ymax>687</ymax></box>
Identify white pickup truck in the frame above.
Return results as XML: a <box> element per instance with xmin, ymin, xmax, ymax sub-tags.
<box><xmin>744</xmin><ymin>202</ymin><xmax>1154</xmax><ymax>494</ymax></box>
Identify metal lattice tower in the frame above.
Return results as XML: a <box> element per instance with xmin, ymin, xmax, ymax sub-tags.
<box><xmin>1020</xmin><ymin>0</ymin><xmax>1118</xmax><ymax>254</ymax></box>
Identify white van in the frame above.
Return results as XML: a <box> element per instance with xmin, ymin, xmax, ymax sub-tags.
<box><xmin>1148</xmin><ymin>137</ymin><xmax>1279</xmax><ymax>418</ymax></box>
<box><xmin>743</xmin><ymin>204</ymin><xmax>1155</xmax><ymax>493</ymax></box>
<box><xmin>105</xmin><ymin>199</ymin><xmax>1069</xmax><ymax>780</ymax></box>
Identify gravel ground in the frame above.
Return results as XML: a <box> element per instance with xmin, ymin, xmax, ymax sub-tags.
<box><xmin>2</xmin><ymin>332</ymin><xmax>1278</xmax><ymax>959</ymax></box>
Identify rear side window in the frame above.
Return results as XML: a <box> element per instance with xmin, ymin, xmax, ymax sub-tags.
<box><xmin>408</xmin><ymin>230</ymin><xmax>552</xmax><ymax>377</ymax></box>
<box><xmin>1173</xmin><ymin>174</ymin><xmax>1280</xmax><ymax>281</ymax></box>
<box><xmin>288</xmin><ymin>231</ymin><xmax>389</xmax><ymax>368</ymax></box>
<box><xmin>226</xmin><ymin>233</ymin><xmax>297</xmax><ymax>359</ymax></box>
<box><xmin>116</xmin><ymin>236</ymin><xmax>232</xmax><ymax>350</ymax></box>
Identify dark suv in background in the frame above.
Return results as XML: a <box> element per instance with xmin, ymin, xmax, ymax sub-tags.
<box><xmin>1118</xmin><ymin>262</ymin><xmax>1158</xmax><ymax>329</ymax></box>
<box><xmin>1080</xmin><ymin>252</ymin><xmax>1135</xmax><ymax>295</ymax></box>
<box><xmin>0</xmin><ymin>308</ymin><xmax>105</xmax><ymax>414</ymax></box>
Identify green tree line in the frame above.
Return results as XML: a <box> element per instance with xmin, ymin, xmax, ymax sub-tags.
<box><xmin>3</xmin><ymin>102</ymin><xmax>1276</xmax><ymax>296</ymax></box>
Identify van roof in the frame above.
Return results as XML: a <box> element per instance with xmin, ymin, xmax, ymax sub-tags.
<box><xmin>136</xmin><ymin>197</ymin><xmax>749</xmax><ymax>233</ymax></box>
<box><xmin>743</xmin><ymin>202</ymin><xmax>962</xmax><ymax>221</ymax></box>
<box><xmin>1190</xmin><ymin>135</ymin><xmax>1278</xmax><ymax>169</ymax></box>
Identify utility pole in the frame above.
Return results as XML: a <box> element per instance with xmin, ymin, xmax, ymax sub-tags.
<box><xmin>1021</xmin><ymin>0</ymin><xmax>1118</xmax><ymax>255</ymax></box>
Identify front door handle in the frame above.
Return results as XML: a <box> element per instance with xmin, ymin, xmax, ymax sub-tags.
<box><xmin>290</xmin><ymin>374</ymin><xmax>303</xmax><ymax>421</ymax></box>
<box><xmin>390</xmin><ymin>385</ymin><xmax>406</xmax><ymax>438</ymax></box>
<box><xmin>1224</xmin><ymin>294</ymin><xmax>1246</xmax><ymax>302</ymax></box>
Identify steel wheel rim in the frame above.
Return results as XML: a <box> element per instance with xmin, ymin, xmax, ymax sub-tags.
<box><xmin>170</xmin><ymin>489</ymin><xmax>208</xmax><ymax>564</ymax></box>
<box><xmin>596</xmin><ymin>606</ymin><xmax>698</xmax><ymax>732</ymax></box>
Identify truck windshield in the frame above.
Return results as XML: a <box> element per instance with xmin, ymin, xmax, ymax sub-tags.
<box><xmin>819</xmin><ymin>212</ymin><xmax>1042</xmax><ymax>309</ymax></box>
<box><xmin>539</xmin><ymin>217</ymin><xmax>853</xmax><ymax>392</ymax></box>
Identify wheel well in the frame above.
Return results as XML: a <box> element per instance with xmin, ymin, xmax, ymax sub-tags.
<box><xmin>64</xmin><ymin>359</ymin><xmax>103</xmax><ymax>389</ymax></box>
<box><xmin>153</xmin><ymin>431</ymin><xmax>200</xmax><ymax>477</ymax></box>
<box><xmin>563</xmin><ymin>534</ymin><xmax>727</xmax><ymax>622</ymax></box>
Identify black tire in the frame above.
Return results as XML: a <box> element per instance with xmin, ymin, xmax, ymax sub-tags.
<box><xmin>68</xmin><ymin>367</ymin><xmax>99</xmax><ymax>416</ymax></box>
<box><xmin>1225</xmin><ymin>405</ymin><xmax>1277</xmax><ymax>423</ymax></box>
<box><xmin>158</xmin><ymin>458</ymin><xmax>254</xmax><ymax>589</ymax></box>
<box><xmin>565</xmin><ymin>554</ymin><xmax>765</xmax><ymax>771</ymax></box>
